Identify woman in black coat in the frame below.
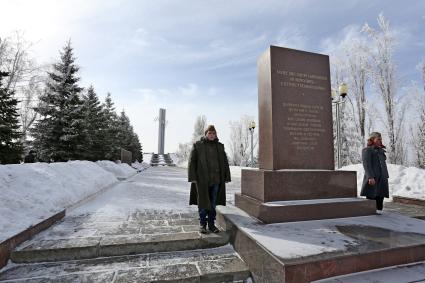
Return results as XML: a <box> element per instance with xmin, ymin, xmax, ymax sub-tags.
<box><xmin>360</xmin><ymin>132</ymin><xmax>389</xmax><ymax>214</ymax></box>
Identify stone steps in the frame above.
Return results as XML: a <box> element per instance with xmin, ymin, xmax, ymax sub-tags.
<box><xmin>150</xmin><ymin>153</ymin><xmax>176</xmax><ymax>166</ymax></box>
<box><xmin>0</xmin><ymin>245</ymin><xmax>250</xmax><ymax>282</ymax></box>
<box><xmin>10</xmin><ymin>212</ymin><xmax>230</xmax><ymax>264</ymax></box>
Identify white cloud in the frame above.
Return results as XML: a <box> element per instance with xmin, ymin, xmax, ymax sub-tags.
<box><xmin>274</xmin><ymin>27</ymin><xmax>308</xmax><ymax>50</ymax></box>
<box><xmin>319</xmin><ymin>24</ymin><xmax>364</xmax><ymax>56</ymax></box>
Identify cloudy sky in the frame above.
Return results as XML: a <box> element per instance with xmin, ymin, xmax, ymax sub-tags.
<box><xmin>1</xmin><ymin>0</ymin><xmax>424</xmax><ymax>152</ymax></box>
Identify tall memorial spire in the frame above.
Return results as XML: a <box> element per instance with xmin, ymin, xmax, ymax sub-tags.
<box><xmin>157</xmin><ymin>108</ymin><xmax>166</xmax><ymax>155</ymax></box>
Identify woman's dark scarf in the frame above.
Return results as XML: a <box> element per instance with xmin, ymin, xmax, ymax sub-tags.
<box><xmin>367</xmin><ymin>140</ymin><xmax>386</xmax><ymax>151</ymax></box>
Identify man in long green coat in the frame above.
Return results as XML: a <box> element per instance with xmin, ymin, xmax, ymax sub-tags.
<box><xmin>188</xmin><ymin>125</ymin><xmax>231</xmax><ymax>234</ymax></box>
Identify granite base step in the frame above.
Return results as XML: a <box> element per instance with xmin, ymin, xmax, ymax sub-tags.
<box><xmin>235</xmin><ymin>193</ymin><xmax>376</xmax><ymax>223</ymax></box>
<box><xmin>314</xmin><ymin>261</ymin><xmax>425</xmax><ymax>283</ymax></box>
<box><xmin>1</xmin><ymin>245</ymin><xmax>250</xmax><ymax>282</ymax></box>
<box><xmin>217</xmin><ymin>204</ymin><xmax>425</xmax><ymax>283</ymax></box>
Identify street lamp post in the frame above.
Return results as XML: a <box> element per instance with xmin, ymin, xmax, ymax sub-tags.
<box><xmin>332</xmin><ymin>83</ymin><xmax>348</xmax><ymax>169</ymax></box>
<box><xmin>248</xmin><ymin>121</ymin><xmax>256</xmax><ymax>167</ymax></box>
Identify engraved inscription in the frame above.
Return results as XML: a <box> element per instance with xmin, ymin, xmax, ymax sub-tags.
<box><xmin>282</xmin><ymin>102</ymin><xmax>325</xmax><ymax>151</ymax></box>
<box><xmin>276</xmin><ymin>70</ymin><xmax>328</xmax><ymax>91</ymax></box>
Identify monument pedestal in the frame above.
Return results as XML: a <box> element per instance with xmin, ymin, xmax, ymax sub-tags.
<box><xmin>235</xmin><ymin>193</ymin><xmax>375</xmax><ymax>223</ymax></box>
<box><xmin>233</xmin><ymin>46</ymin><xmax>376</xmax><ymax>223</ymax></box>
<box><xmin>219</xmin><ymin>45</ymin><xmax>421</xmax><ymax>282</ymax></box>
<box><xmin>241</xmin><ymin>169</ymin><xmax>358</xmax><ymax>201</ymax></box>
<box><xmin>236</xmin><ymin>169</ymin><xmax>376</xmax><ymax>223</ymax></box>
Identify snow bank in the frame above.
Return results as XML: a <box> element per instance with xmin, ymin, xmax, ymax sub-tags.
<box><xmin>0</xmin><ymin>161</ymin><xmax>117</xmax><ymax>242</ymax></box>
<box><xmin>96</xmin><ymin>160</ymin><xmax>136</xmax><ymax>179</ymax></box>
<box><xmin>340</xmin><ymin>163</ymin><xmax>425</xmax><ymax>201</ymax></box>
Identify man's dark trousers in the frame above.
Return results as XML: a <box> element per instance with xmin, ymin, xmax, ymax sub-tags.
<box><xmin>199</xmin><ymin>184</ymin><xmax>219</xmax><ymax>227</ymax></box>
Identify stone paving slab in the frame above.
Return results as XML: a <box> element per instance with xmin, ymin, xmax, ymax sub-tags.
<box><xmin>1</xmin><ymin>271</ymin><xmax>116</xmax><ymax>283</ymax></box>
<box><xmin>198</xmin><ymin>257</ymin><xmax>252</xmax><ymax>282</ymax></box>
<box><xmin>0</xmin><ymin>245</ymin><xmax>249</xmax><ymax>283</ymax></box>
<box><xmin>115</xmin><ymin>263</ymin><xmax>200</xmax><ymax>283</ymax></box>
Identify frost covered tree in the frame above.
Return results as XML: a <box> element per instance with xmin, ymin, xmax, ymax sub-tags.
<box><xmin>329</xmin><ymin>55</ymin><xmax>361</xmax><ymax>166</ymax></box>
<box><xmin>19</xmin><ymin>75</ymin><xmax>44</xmax><ymax>142</ymax></box>
<box><xmin>344</xmin><ymin>38</ymin><xmax>370</xmax><ymax>145</ymax></box>
<box><xmin>362</xmin><ymin>14</ymin><xmax>406</xmax><ymax>164</ymax></box>
<box><xmin>0</xmin><ymin>32</ymin><xmax>35</xmax><ymax>93</ymax></box>
<box><xmin>0</xmin><ymin>71</ymin><xmax>23</xmax><ymax>164</ymax></box>
<box><xmin>175</xmin><ymin>142</ymin><xmax>191</xmax><ymax>164</ymax></box>
<box><xmin>339</xmin><ymin>103</ymin><xmax>362</xmax><ymax>165</ymax></box>
<box><xmin>228</xmin><ymin>115</ymin><xmax>257</xmax><ymax>166</ymax></box>
<box><xmin>0</xmin><ymin>33</ymin><xmax>44</xmax><ymax>144</ymax></box>
<box><xmin>31</xmin><ymin>41</ymin><xmax>85</xmax><ymax>162</ymax></box>
<box><xmin>192</xmin><ymin>115</ymin><xmax>207</xmax><ymax>143</ymax></box>
<box><xmin>176</xmin><ymin>115</ymin><xmax>208</xmax><ymax>165</ymax></box>
<box><xmin>340</xmin><ymin>37</ymin><xmax>370</xmax><ymax>164</ymax></box>
<box><xmin>414</xmin><ymin>106</ymin><xmax>425</xmax><ymax>168</ymax></box>
<box><xmin>414</xmin><ymin>63</ymin><xmax>425</xmax><ymax>168</ymax></box>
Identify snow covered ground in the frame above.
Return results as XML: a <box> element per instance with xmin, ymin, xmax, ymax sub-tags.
<box><xmin>68</xmin><ymin>166</ymin><xmax>196</xmax><ymax>217</ymax></box>
<box><xmin>341</xmin><ymin>163</ymin><xmax>425</xmax><ymax>201</ymax></box>
<box><xmin>68</xmin><ymin>165</ymin><xmax>245</xmax><ymax>217</ymax></box>
<box><xmin>0</xmin><ymin>161</ymin><xmax>138</xmax><ymax>242</ymax></box>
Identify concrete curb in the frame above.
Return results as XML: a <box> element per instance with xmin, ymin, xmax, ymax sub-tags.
<box><xmin>0</xmin><ymin>210</ymin><xmax>65</xmax><ymax>269</ymax></box>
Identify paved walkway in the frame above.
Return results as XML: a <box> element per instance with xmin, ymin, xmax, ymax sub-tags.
<box><xmin>0</xmin><ymin>167</ymin><xmax>249</xmax><ymax>282</ymax></box>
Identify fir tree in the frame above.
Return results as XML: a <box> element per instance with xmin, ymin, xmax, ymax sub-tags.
<box><xmin>130</xmin><ymin>132</ymin><xmax>143</xmax><ymax>162</ymax></box>
<box><xmin>32</xmin><ymin>41</ymin><xmax>85</xmax><ymax>162</ymax></box>
<box><xmin>0</xmin><ymin>71</ymin><xmax>23</xmax><ymax>164</ymax></box>
<box><xmin>116</xmin><ymin>110</ymin><xmax>133</xmax><ymax>157</ymax></box>
<box><xmin>116</xmin><ymin>110</ymin><xmax>142</xmax><ymax>162</ymax></box>
<box><xmin>81</xmin><ymin>86</ymin><xmax>107</xmax><ymax>161</ymax></box>
<box><xmin>102</xmin><ymin>93</ymin><xmax>120</xmax><ymax>160</ymax></box>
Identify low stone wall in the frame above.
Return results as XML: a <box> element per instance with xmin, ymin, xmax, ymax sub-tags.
<box><xmin>0</xmin><ymin>210</ymin><xmax>65</xmax><ymax>269</ymax></box>
<box><xmin>393</xmin><ymin>196</ymin><xmax>425</xmax><ymax>207</ymax></box>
